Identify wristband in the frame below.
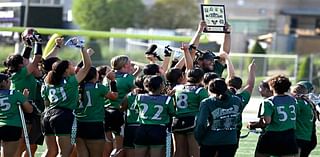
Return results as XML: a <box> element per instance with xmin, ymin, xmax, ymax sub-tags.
<box><xmin>110</xmin><ymin>81</ymin><xmax>118</xmax><ymax>92</ymax></box>
<box><xmin>34</xmin><ymin>42</ymin><xmax>43</xmax><ymax>56</ymax></box>
<box><xmin>77</xmin><ymin>61</ymin><xmax>84</xmax><ymax>68</ymax></box>
<box><xmin>22</xmin><ymin>46</ymin><xmax>32</xmax><ymax>59</ymax></box>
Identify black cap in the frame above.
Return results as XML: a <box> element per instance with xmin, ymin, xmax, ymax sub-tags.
<box><xmin>0</xmin><ymin>73</ymin><xmax>9</xmax><ymax>82</ymax></box>
<box><xmin>199</xmin><ymin>51</ymin><xmax>220</xmax><ymax>61</ymax></box>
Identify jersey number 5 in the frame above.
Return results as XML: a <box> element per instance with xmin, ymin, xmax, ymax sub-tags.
<box><xmin>0</xmin><ymin>97</ymin><xmax>10</xmax><ymax>111</ymax></box>
<box><xmin>277</xmin><ymin>105</ymin><xmax>296</xmax><ymax>121</ymax></box>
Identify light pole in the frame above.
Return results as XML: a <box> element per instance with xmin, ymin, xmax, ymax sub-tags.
<box><xmin>23</xmin><ymin>0</ymin><xmax>30</xmax><ymax>27</ymax></box>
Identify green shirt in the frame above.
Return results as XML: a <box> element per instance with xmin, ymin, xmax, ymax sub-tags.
<box><xmin>126</xmin><ymin>92</ymin><xmax>139</xmax><ymax>124</ymax></box>
<box><xmin>76</xmin><ymin>83</ymin><xmax>109</xmax><ymax>122</ymax></box>
<box><xmin>105</xmin><ymin>72</ymin><xmax>134</xmax><ymax>109</ymax></box>
<box><xmin>135</xmin><ymin>94</ymin><xmax>175</xmax><ymax>125</ymax></box>
<box><xmin>194</xmin><ymin>95</ymin><xmax>242</xmax><ymax>146</ymax></box>
<box><xmin>213</xmin><ymin>60</ymin><xmax>226</xmax><ymax>77</ymax></box>
<box><xmin>0</xmin><ymin>90</ymin><xmax>27</xmax><ymax>127</ymax></box>
<box><xmin>295</xmin><ymin>98</ymin><xmax>314</xmax><ymax>141</ymax></box>
<box><xmin>263</xmin><ymin>95</ymin><xmax>297</xmax><ymax>132</ymax></box>
<box><xmin>235</xmin><ymin>90</ymin><xmax>251</xmax><ymax>130</ymax></box>
<box><xmin>41</xmin><ymin>75</ymin><xmax>79</xmax><ymax>110</ymax></box>
<box><xmin>174</xmin><ymin>85</ymin><xmax>208</xmax><ymax>117</ymax></box>
<box><xmin>10</xmin><ymin>67</ymin><xmax>37</xmax><ymax>101</ymax></box>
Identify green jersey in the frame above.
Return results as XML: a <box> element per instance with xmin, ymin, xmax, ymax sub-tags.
<box><xmin>213</xmin><ymin>60</ymin><xmax>226</xmax><ymax>77</ymax></box>
<box><xmin>10</xmin><ymin>67</ymin><xmax>37</xmax><ymax>101</ymax></box>
<box><xmin>0</xmin><ymin>90</ymin><xmax>27</xmax><ymax>127</ymax></box>
<box><xmin>235</xmin><ymin>90</ymin><xmax>251</xmax><ymax>130</ymax></box>
<box><xmin>105</xmin><ymin>72</ymin><xmax>134</xmax><ymax>109</ymax></box>
<box><xmin>126</xmin><ymin>92</ymin><xmax>139</xmax><ymax>124</ymax></box>
<box><xmin>194</xmin><ymin>95</ymin><xmax>242</xmax><ymax>146</ymax></box>
<box><xmin>76</xmin><ymin>83</ymin><xmax>109</xmax><ymax>122</ymax></box>
<box><xmin>174</xmin><ymin>85</ymin><xmax>208</xmax><ymax>117</ymax></box>
<box><xmin>295</xmin><ymin>98</ymin><xmax>314</xmax><ymax>141</ymax></box>
<box><xmin>135</xmin><ymin>94</ymin><xmax>175</xmax><ymax>125</ymax></box>
<box><xmin>263</xmin><ymin>95</ymin><xmax>297</xmax><ymax>132</ymax></box>
<box><xmin>41</xmin><ymin>75</ymin><xmax>79</xmax><ymax>110</ymax></box>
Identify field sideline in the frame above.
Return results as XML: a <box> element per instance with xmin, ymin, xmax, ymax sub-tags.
<box><xmin>33</xmin><ymin>98</ymin><xmax>320</xmax><ymax>157</ymax></box>
<box><xmin>34</xmin><ymin>126</ymin><xmax>320</xmax><ymax>157</ymax></box>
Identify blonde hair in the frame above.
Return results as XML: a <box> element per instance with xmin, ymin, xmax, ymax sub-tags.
<box><xmin>111</xmin><ymin>55</ymin><xmax>129</xmax><ymax>70</ymax></box>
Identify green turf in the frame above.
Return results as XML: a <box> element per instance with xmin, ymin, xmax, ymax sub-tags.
<box><xmin>34</xmin><ymin>127</ymin><xmax>320</xmax><ymax>157</ymax></box>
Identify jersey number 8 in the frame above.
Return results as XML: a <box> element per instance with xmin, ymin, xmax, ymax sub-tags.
<box><xmin>176</xmin><ymin>94</ymin><xmax>188</xmax><ymax>109</ymax></box>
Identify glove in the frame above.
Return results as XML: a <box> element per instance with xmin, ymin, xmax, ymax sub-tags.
<box><xmin>247</xmin><ymin>119</ymin><xmax>265</xmax><ymax>130</ymax></box>
<box><xmin>65</xmin><ymin>37</ymin><xmax>85</xmax><ymax>48</ymax></box>
<box><xmin>32</xmin><ymin>32</ymin><xmax>42</xmax><ymax>43</ymax></box>
<box><xmin>164</xmin><ymin>45</ymin><xmax>172</xmax><ymax>57</ymax></box>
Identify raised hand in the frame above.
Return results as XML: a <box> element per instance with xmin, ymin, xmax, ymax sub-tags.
<box><xmin>55</xmin><ymin>37</ymin><xmax>64</xmax><ymax>48</ymax></box>
<box><xmin>164</xmin><ymin>45</ymin><xmax>173</xmax><ymax>57</ymax></box>
<box><xmin>224</xmin><ymin>22</ymin><xmax>231</xmax><ymax>33</ymax></box>
<box><xmin>197</xmin><ymin>20</ymin><xmax>207</xmax><ymax>32</ymax></box>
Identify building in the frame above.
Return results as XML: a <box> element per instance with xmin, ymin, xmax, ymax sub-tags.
<box><xmin>206</xmin><ymin>0</ymin><xmax>320</xmax><ymax>54</ymax></box>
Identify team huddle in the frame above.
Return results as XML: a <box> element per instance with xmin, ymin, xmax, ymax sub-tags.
<box><xmin>0</xmin><ymin>21</ymin><xmax>318</xmax><ymax>157</ymax></box>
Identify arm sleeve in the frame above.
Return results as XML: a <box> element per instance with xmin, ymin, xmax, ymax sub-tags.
<box><xmin>15</xmin><ymin>91</ymin><xmax>27</xmax><ymax>105</ymax></box>
<box><xmin>194</xmin><ymin>100</ymin><xmax>210</xmax><ymax>144</ymax></box>
<box><xmin>263</xmin><ymin>100</ymin><xmax>273</xmax><ymax>117</ymax></box>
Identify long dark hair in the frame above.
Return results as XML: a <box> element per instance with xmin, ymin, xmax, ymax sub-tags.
<box><xmin>46</xmin><ymin>60</ymin><xmax>69</xmax><ymax>85</ymax></box>
<box><xmin>187</xmin><ymin>68</ymin><xmax>204</xmax><ymax>84</ymax></box>
<box><xmin>166</xmin><ymin>68</ymin><xmax>183</xmax><ymax>88</ymax></box>
<box><xmin>134</xmin><ymin>75</ymin><xmax>147</xmax><ymax>94</ymax></box>
<box><xmin>79</xmin><ymin>67</ymin><xmax>97</xmax><ymax>102</ymax></box>
<box><xmin>4</xmin><ymin>54</ymin><xmax>24</xmax><ymax>74</ymax></box>
<box><xmin>209</xmin><ymin>78</ymin><xmax>228</xmax><ymax>100</ymax></box>
<box><xmin>144</xmin><ymin>75</ymin><xmax>163</xmax><ymax>93</ymax></box>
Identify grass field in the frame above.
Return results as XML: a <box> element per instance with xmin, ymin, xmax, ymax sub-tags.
<box><xmin>34</xmin><ymin>126</ymin><xmax>320</xmax><ymax>157</ymax></box>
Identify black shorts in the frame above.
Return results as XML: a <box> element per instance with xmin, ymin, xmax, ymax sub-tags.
<box><xmin>24</xmin><ymin>101</ymin><xmax>42</xmax><ymax>124</ymax></box>
<box><xmin>172</xmin><ymin>116</ymin><xmax>196</xmax><ymax>134</ymax></box>
<box><xmin>0</xmin><ymin>126</ymin><xmax>22</xmax><ymax>141</ymax></box>
<box><xmin>77</xmin><ymin>121</ymin><xmax>105</xmax><ymax>140</ymax></box>
<box><xmin>297</xmin><ymin>132</ymin><xmax>317</xmax><ymax>157</ymax></box>
<box><xmin>200</xmin><ymin>144</ymin><xmax>237</xmax><ymax>157</ymax></box>
<box><xmin>104</xmin><ymin>108</ymin><xmax>124</xmax><ymax>135</ymax></box>
<box><xmin>256</xmin><ymin>129</ymin><xmax>298</xmax><ymax>156</ymax></box>
<box><xmin>41</xmin><ymin>108</ymin><xmax>74</xmax><ymax>136</ymax></box>
<box><xmin>29</xmin><ymin>115</ymin><xmax>44</xmax><ymax>145</ymax></box>
<box><xmin>123</xmin><ymin>124</ymin><xmax>139</xmax><ymax>148</ymax></box>
<box><xmin>134</xmin><ymin>124</ymin><xmax>166</xmax><ymax>147</ymax></box>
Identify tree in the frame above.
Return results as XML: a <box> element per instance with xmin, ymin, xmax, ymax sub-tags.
<box><xmin>248</xmin><ymin>40</ymin><xmax>267</xmax><ymax>76</ymax></box>
<box><xmin>145</xmin><ymin>0</ymin><xmax>199</xmax><ymax>29</ymax></box>
<box><xmin>297</xmin><ymin>55</ymin><xmax>310</xmax><ymax>81</ymax></box>
<box><xmin>72</xmin><ymin>0</ymin><xmax>145</xmax><ymax>31</ymax></box>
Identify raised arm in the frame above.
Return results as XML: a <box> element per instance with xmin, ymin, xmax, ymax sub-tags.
<box><xmin>21</xmin><ymin>29</ymin><xmax>42</xmax><ymax>76</ymax></box>
<box><xmin>181</xmin><ymin>43</ymin><xmax>193</xmax><ymax>71</ymax></box>
<box><xmin>221</xmin><ymin>23</ymin><xmax>231</xmax><ymax>54</ymax></box>
<box><xmin>76</xmin><ymin>47</ymin><xmax>92</xmax><ymax>83</ymax></box>
<box><xmin>242</xmin><ymin>60</ymin><xmax>256</xmax><ymax>94</ymax></box>
<box><xmin>220</xmin><ymin>52</ymin><xmax>235</xmax><ymax>81</ymax></box>
<box><xmin>44</xmin><ymin>37</ymin><xmax>64</xmax><ymax>60</ymax></box>
<box><xmin>175</xmin><ymin>21</ymin><xmax>207</xmax><ymax>69</ymax></box>
<box><xmin>162</xmin><ymin>46</ymin><xmax>173</xmax><ymax>72</ymax></box>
